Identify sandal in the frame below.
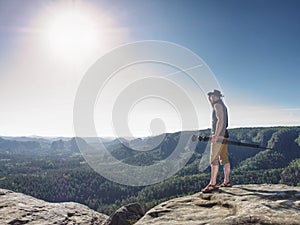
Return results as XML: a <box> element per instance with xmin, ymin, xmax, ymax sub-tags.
<box><xmin>201</xmin><ymin>184</ymin><xmax>219</xmax><ymax>193</ymax></box>
<box><xmin>219</xmin><ymin>182</ymin><xmax>232</xmax><ymax>187</ymax></box>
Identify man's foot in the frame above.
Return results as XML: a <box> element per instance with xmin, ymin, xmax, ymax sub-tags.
<box><xmin>201</xmin><ymin>184</ymin><xmax>219</xmax><ymax>193</ymax></box>
<box><xmin>219</xmin><ymin>182</ymin><xmax>232</xmax><ymax>187</ymax></box>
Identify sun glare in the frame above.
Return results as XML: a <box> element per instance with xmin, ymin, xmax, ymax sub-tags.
<box><xmin>47</xmin><ymin>11</ymin><xmax>97</xmax><ymax>56</ymax></box>
<box><xmin>40</xmin><ymin>3</ymin><xmax>111</xmax><ymax>63</ymax></box>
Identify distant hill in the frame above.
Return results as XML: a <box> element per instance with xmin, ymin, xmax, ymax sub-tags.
<box><xmin>1</xmin><ymin>136</ymin><xmax>69</xmax><ymax>142</ymax></box>
<box><xmin>0</xmin><ymin>137</ymin><xmax>42</xmax><ymax>155</ymax></box>
<box><xmin>0</xmin><ymin>136</ymin><xmax>111</xmax><ymax>155</ymax></box>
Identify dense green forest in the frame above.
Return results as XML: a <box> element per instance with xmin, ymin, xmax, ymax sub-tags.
<box><xmin>0</xmin><ymin>126</ymin><xmax>299</xmax><ymax>215</ymax></box>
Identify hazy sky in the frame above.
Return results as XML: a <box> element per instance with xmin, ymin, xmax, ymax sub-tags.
<box><xmin>1</xmin><ymin>0</ymin><xmax>300</xmax><ymax>137</ymax></box>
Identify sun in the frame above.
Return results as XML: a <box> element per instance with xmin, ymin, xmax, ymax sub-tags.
<box><xmin>40</xmin><ymin>3</ymin><xmax>110</xmax><ymax>63</ymax></box>
<box><xmin>47</xmin><ymin>10</ymin><xmax>97</xmax><ymax>58</ymax></box>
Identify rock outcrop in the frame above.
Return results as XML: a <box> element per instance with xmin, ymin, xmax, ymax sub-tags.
<box><xmin>104</xmin><ymin>203</ymin><xmax>145</xmax><ymax>225</ymax></box>
<box><xmin>135</xmin><ymin>184</ymin><xmax>300</xmax><ymax>225</ymax></box>
<box><xmin>1</xmin><ymin>184</ymin><xmax>300</xmax><ymax>225</ymax></box>
<box><xmin>0</xmin><ymin>189</ymin><xmax>108</xmax><ymax>225</ymax></box>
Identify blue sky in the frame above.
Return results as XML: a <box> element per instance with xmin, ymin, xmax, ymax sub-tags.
<box><xmin>0</xmin><ymin>0</ymin><xmax>299</xmax><ymax>137</ymax></box>
<box><xmin>109</xmin><ymin>0</ymin><xmax>300</xmax><ymax>104</ymax></box>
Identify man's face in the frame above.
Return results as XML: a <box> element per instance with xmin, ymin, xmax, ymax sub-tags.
<box><xmin>209</xmin><ymin>94</ymin><xmax>218</xmax><ymax>104</ymax></box>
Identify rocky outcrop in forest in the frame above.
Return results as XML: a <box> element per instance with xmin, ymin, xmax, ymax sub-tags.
<box><xmin>135</xmin><ymin>184</ymin><xmax>300</xmax><ymax>225</ymax></box>
<box><xmin>1</xmin><ymin>184</ymin><xmax>300</xmax><ymax>225</ymax></box>
<box><xmin>0</xmin><ymin>189</ymin><xmax>108</xmax><ymax>225</ymax></box>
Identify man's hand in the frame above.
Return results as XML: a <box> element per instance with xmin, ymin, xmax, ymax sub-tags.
<box><xmin>211</xmin><ymin>134</ymin><xmax>219</xmax><ymax>143</ymax></box>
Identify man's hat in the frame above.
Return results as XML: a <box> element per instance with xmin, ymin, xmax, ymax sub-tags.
<box><xmin>207</xmin><ymin>89</ymin><xmax>224</xmax><ymax>97</ymax></box>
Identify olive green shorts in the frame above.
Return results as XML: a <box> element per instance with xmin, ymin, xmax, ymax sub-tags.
<box><xmin>210</xmin><ymin>138</ymin><xmax>229</xmax><ymax>165</ymax></box>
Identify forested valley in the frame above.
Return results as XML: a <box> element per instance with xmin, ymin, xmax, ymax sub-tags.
<box><xmin>0</xmin><ymin>126</ymin><xmax>299</xmax><ymax>215</ymax></box>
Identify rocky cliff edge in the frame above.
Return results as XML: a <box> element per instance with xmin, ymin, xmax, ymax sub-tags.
<box><xmin>1</xmin><ymin>184</ymin><xmax>300</xmax><ymax>225</ymax></box>
<box><xmin>0</xmin><ymin>189</ymin><xmax>108</xmax><ymax>225</ymax></box>
<box><xmin>135</xmin><ymin>184</ymin><xmax>300</xmax><ymax>225</ymax></box>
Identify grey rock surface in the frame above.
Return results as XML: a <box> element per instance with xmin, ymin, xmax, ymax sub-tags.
<box><xmin>0</xmin><ymin>189</ymin><xmax>109</xmax><ymax>225</ymax></box>
<box><xmin>135</xmin><ymin>184</ymin><xmax>300</xmax><ymax>225</ymax></box>
<box><xmin>104</xmin><ymin>202</ymin><xmax>145</xmax><ymax>225</ymax></box>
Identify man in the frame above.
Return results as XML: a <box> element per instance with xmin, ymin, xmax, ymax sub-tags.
<box><xmin>201</xmin><ymin>89</ymin><xmax>231</xmax><ymax>193</ymax></box>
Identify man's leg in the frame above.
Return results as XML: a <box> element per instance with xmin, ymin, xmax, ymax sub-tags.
<box><xmin>201</xmin><ymin>143</ymin><xmax>221</xmax><ymax>192</ymax></box>
<box><xmin>210</xmin><ymin>164</ymin><xmax>219</xmax><ymax>185</ymax></box>
<box><xmin>219</xmin><ymin>143</ymin><xmax>231</xmax><ymax>185</ymax></box>
<box><xmin>209</xmin><ymin>142</ymin><xmax>222</xmax><ymax>185</ymax></box>
<box><xmin>223</xmin><ymin>163</ymin><xmax>230</xmax><ymax>184</ymax></box>
<box><xmin>201</xmin><ymin>163</ymin><xmax>219</xmax><ymax>193</ymax></box>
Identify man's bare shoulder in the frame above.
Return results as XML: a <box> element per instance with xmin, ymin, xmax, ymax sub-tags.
<box><xmin>213</xmin><ymin>102</ymin><xmax>224</xmax><ymax>110</ymax></box>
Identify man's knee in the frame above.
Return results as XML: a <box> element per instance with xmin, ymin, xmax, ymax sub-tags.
<box><xmin>210</xmin><ymin>157</ymin><xmax>219</xmax><ymax>165</ymax></box>
<box><xmin>220</xmin><ymin>158</ymin><xmax>229</xmax><ymax>165</ymax></box>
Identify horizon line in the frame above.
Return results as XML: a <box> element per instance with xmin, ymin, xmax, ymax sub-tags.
<box><xmin>1</xmin><ymin>125</ymin><xmax>299</xmax><ymax>139</ymax></box>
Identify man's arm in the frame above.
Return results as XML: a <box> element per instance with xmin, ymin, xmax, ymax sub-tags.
<box><xmin>211</xmin><ymin>103</ymin><xmax>225</xmax><ymax>143</ymax></box>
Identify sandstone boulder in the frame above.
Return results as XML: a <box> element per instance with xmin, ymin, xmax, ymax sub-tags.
<box><xmin>135</xmin><ymin>184</ymin><xmax>300</xmax><ymax>225</ymax></box>
<box><xmin>0</xmin><ymin>189</ymin><xmax>109</xmax><ymax>225</ymax></box>
<box><xmin>104</xmin><ymin>202</ymin><xmax>145</xmax><ymax>225</ymax></box>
